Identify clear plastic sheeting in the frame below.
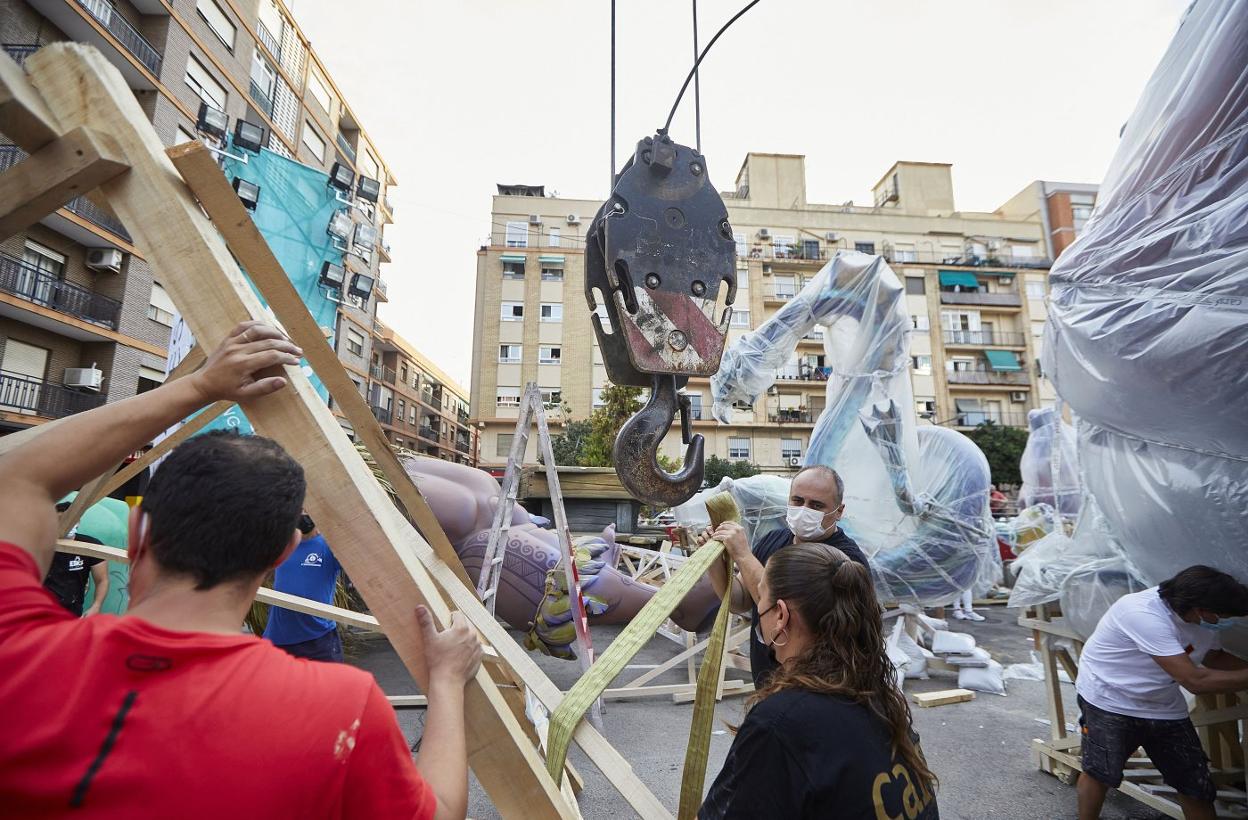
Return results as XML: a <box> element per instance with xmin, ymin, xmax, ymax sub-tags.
<box><xmin>1043</xmin><ymin>0</ymin><xmax>1248</xmax><ymax>586</ymax></box>
<box><xmin>1018</xmin><ymin>407</ymin><xmax>1081</xmax><ymax>518</ymax></box>
<box><xmin>672</xmin><ymin>474</ymin><xmax>791</xmax><ymax>545</ymax></box>
<box><xmin>1060</xmin><ymin>558</ymin><xmax>1147</xmax><ymax>641</ymax></box>
<box><xmin>711</xmin><ymin>251</ymin><xmax>995</xmax><ymax>605</ymax></box>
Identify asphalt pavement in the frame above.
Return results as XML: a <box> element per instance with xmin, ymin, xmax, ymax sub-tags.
<box><xmin>352</xmin><ymin>606</ymin><xmax>1167</xmax><ymax>819</ymax></box>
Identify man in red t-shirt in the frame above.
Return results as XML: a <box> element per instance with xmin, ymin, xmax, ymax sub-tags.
<box><xmin>0</xmin><ymin>321</ymin><xmax>481</xmax><ymax>819</ymax></box>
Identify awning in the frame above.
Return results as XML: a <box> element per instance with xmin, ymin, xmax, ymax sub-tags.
<box><xmin>984</xmin><ymin>350</ymin><xmax>1022</xmax><ymax>371</ymax></box>
<box><xmin>500</xmin><ymin>254</ymin><xmax>527</xmax><ymax>263</ymax></box>
<box><xmin>939</xmin><ymin>271</ymin><xmax>980</xmax><ymax>289</ymax></box>
<box><xmin>954</xmin><ymin>398</ymin><xmax>981</xmax><ymax>412</ymax></box>
<box><xmin>538</xmin><ymin>255</ymin><xmax>565</xmax><ymax>265</ymax></box>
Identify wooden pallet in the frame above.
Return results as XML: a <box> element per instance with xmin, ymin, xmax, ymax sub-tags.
<box><xmin>1025</xmin><ymin>603</ymin><xmax>1248</xmax><ymax>819</ymax></box>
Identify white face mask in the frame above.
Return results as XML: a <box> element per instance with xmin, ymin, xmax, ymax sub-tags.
<box><xmin>786</xmin><ymin>505</ymin><xmax>835</xmax><ymax>540</ymax></box>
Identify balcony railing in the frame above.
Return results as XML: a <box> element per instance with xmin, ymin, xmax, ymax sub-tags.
<box><xmin>418</xmin><ymin>426</ymin><xmax>438</xmax><ymax>442</ymax></box>
<box><xmin>939</xmin><ymin>291</ymin><xmax>1022</xmax><ymax>308</ymax></box>
<box><xmin>336</xmin><ymin>132</ymin><xmax>357</xmax><ymax>163</ymax></box>
<box><xmin>76</xmin><ymin>0</ymin><xmax>163</xmax><ymax>76</ymax></box>
<box><xmin>946</xmin><ymin>368</ymin><xmax>1030</xmax><ymax>386</ymax></box>
<box><xmin>942</xmin><ymin>330</ymin><xmax>1027</xmax><ymax>347</ymax></box>
<box><xmin>763</xmin><ymin>285</ymin><xmax>800</xmax><ymax>301</ymax></box>
<box><xmin>248</xmin><ymin>80</ymin><xmax>274</xmax><ymax>117</ymax></box>
<box><xmin>774</xmin><ymin>367</ymin><xmax>831</xmax><ymax>382</ymax></box>
<box><xmin>0</xmin><ymin>253</ymin><xmax>122</xmax><ymax>328</ymax></box>
<box><xmin>738</xmin><ymin>241</ymin><xmax>1050</xmax><ymax>270</ymax></box>
<box><xmin>951</xmin><ymin>412</ymin><xmax>1029</xmax><ymax>428</ymax></box>
<box><xmin>768</xmin><ymin>409</ymin><xmax>814</xmax><ymax>424</ymax></box>
<box><xmin>2</xmin><ymin>44</ymin><xmax>39</xmax><ymax>65</ymax></box>
<box><xmin>256</xmin><ymin>22</ymin><xmax>282</xmax><ymax>62</ymax></box>
<box><xmin>370</xmin><ymin>405</ymin><xmax>392</xmax><ymax>424</ymax></box>
<box><xmin>456</xmin><ymin>407</ymin><xmax>469</xmax><ymax>423</ymax></box>
<box><xmin>369</xmin><ymin>364</ymin><xmax>383</xmax><ymax>380</ymax></box>
<box><xmin>0</xmin><ymin>146</ymin><xmax>132</xmax><ymax>241</ymax></box>
<box><xmin>455</xmin><ymin>439</ymin><xmax>470</xmax><ymax>454</ymax></box>
<box><xmin>383</xmin><ymin>196</ymin><xmax>395</xmax><ymax>216</ymax></box>
<box><xmin>0</xmin><ymin>371</ymin><xmax>106</xmax><ymax>419</ymax></box>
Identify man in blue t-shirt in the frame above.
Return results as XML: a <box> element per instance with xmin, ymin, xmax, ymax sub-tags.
<box><xmin>699</xmin><ymin>465</ymin><xmax>870</xmax><ymax>686</ymax></box>
<box><xmin>263</xmin><ymin>513</ymin><xmax>343</xmax><ymax>662</ymax></box>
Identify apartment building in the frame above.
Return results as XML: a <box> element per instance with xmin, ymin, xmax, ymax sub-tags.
<box><xmin>472</xmin><ymin>154</ymin><xmax>1089</xmax><ymax>476</ymax></box>
<box><xmin>0</xmin><ymin>0</ymin><xmax>395</xmax><ymax>433</ymax></box>
<box><xmin>366</xmin><ymin>321</ymin><xmax>476</xmax><ymax>465</ymax></box>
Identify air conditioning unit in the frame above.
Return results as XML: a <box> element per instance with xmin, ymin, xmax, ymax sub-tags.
<box><xmin>788</xmin><ymin>456</ymin><xmax>803</xmax><ymax>467</ymax></box>
<box><xmin>64</xmin><ymin>366</ymin><xmax>103</xmax><ymax>392</ymax></box>
<box><xmin>566</xmin><ymin>214</ymin><xmax>581</xmax><ymax>225</ymax></box>
<box><xmin>86</xmin><ymin>249</ymin><xmax>123</xmax><ymax>273</ymax></box>
<box><xmin>1010</xmin><ymin>391</ymin><xmax>1027</xmax><ymax>403</ymax></box>
<box><xmin>528</xmin><ymin>214</ymin><xmax>542</xmax><ymax>225</ymax></box>
<box><xmin>757</xmin><ymin>228</ymin><xmax>770</xmax><ymax>239</ymax></box>
<box><xmin>824</xmin><ymin>232</ymin><xmax>838</xmax><ymax>242</ymax></box>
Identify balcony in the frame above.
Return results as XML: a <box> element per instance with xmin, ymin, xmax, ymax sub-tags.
<box><xmin>256</xmin><ymin>22</ymin><xmax>282</xmax><ymax>63</ymax></box>
<box><xmin>370</xmin><ymin>405</ymin><xmax>392</xmax><ymax>424</ymax></box>
<box><xmin>744</xmin><ymin>243</ymin><xmax>829</xmax><ymax>263</ymax></box>
<box><xmin>0</xmin><ymin>371</ymin><xmax>106</xmax><ymax>420</ymax></box>
<box><xmin>0</xmin><ymin>146</ymin><xmax>133</xmax><ymax>243</ymax></box>
<box><xmin>455</xmin><ymin>439</ymin><xmax>470</xmax><ymax>454</ymax></box>
<box><xmin>768</xmin><ymin>409</ymin><xmax>814</xmax><ymax>424</ymax></box>
<box><xmin>774</xmin><ymin>367</ymin><xmax>830</xmax><ymax>382</ymax></box>
<box><xmin>456</xmin><ymin>407</ymin><xmax>469</xmax><ymax>424</ymax></box>
<box><xmin>799</xmin><ymin>330</ymin><xmax>824</xmax><ymax>344</ymax></box>
<box><xmin>418</xmin><ymin>425</ymin><xmax>438</xmax><ymax>443</ymax></box>
<box><xmin>28</xmin><ymin>0</ymin><xmax>163</xmax><ymax>89</ymax></box>
<box><xmin>939</xmin><ymin>291</ymin><xmax>1022</xmax><ymax>308</ymax></box>
<box><xmin>377</xmin><ymin>241</ymin><xmax>391</xmax><ymax>263</ymax></box>
<box><xmin>942</xmin><ymin>330</ymin><xmax>1026</xmax><ymax>347</ymax></box>
<box><xmin>946</xmin><ymin>368</ymin><xmax>1030</xmax><ymax>386</ymax></box>
<box><xmin>951</xmin><ymin>412</ymin><xmax>1029</xmax><ymax>429</ymax></box>
<box><xmin>763</xmin><ymin>284</ymin><xmax>799</xmax><ymax>302</ymax></box>
<box><xmin>373</xmin><ymin>276</ymin><xmax>388</xmax><ymax>302</ymax></box>
<box><xmin>0</xmin><ymin>253</ymin><xmax>123</xmax><ymax>328</ymax></box>
<box><xmin>382</xmin><ymin>196</ymin><xmax>395</xmax><ymax>217</ymax></box>
<box><xmin>336</xmin><ymin>132</ymin><xmax>357</xmax><ymax>164</ymax></box>
<box><xmin>884</xmin><ymin>248</ymin><xmax>1051</xmax><ymax>270</ymax></box>
<box><xmin>248</xmin><ymin>79</ymin><xmax>275</xmax><ymax>118</ymax></box>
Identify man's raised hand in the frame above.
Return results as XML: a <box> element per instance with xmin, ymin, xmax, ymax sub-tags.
<box><xmin>189</xmin><ymin>321</ymin><xmax>303</xmax><ymax>404</ymax></box>
<box><xmin>415</xmin><ymin>605</ymin><xmax>483</xmax><ymax>688</ymax></box>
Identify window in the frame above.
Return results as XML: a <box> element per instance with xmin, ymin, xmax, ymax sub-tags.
<box><xmin>541</xmin><ymin>266</ymin><xmax>563</xmax><ymax>281</ymax></box>
<box><xmin>541</xmin><ymin>389</ymin><xmax>562</xmax><ymax>407</ymax></box>
<box><xmin>540</xmin><ymin>303</ymin><xmax>562</xmax><ymax>322</ymax></box>
<box><xmin>408</xmin><ymin>404</ymin><xmax>417</xmax><ymax>425</ymax></box>
<box><xmin>855</xmin><ymin>241</ymin><xmax>876</xmax><ymax>254</ymax></box>
<box><xmin>781</xmin><ymin>438</ymin><xmax>802</xmax><ymax>460</ymax></box>
<box><xmin>547</xmin><ymin>228</ymin><xmax>561</xmax><ymax>248</ymax></box>
<box><xmin>307</xmin><ymin>69</ymin><xmax>332</xmax><ymax>114</ymax></box>
<box><xmin>185</xmin><ymin>56</ymin><xmax>227</xmax><ymax>109</ymax></box>
<box><xmin>250</xmin><ymin>51</ymin><xmax>276</xmax><ymax>100</ymax></box>
<box><xmin>539</xmin><ymin>346</ymin><xmax>561</xmax><ymax>364</ymax></box>
<box><xmin>685</xmin><ymin>392</ymin><xmax>703</xmax><ymax>420</ymax></box>
<box><xmin>301</xmin><ymin>123</ymin><xmax>326</xmax><ymax>162</ymax></box>
<box><xmin>147</xmin><ymin>282</ymin><xmax>177</xmax><ymax>326</ymax></box>
<box><xmin>910</xmin><ymin>314</ymin><xmax>930</xmax><ymax>332</ymax></box>
<box><xmin>773</xmin><ymin>274</ymin><xmax>797</xmax><ymax>299</ymax></box>
<box><xmin>894</xmin><ymin>245</ymin><xmax>917</xmax><ymax>263</ymax></box>
<box><xmin>727</xmin><ymin>437</ymin><xmax>751</xmax><ymax>459</ymax></box>
<box><xmin>905</xmin><ymin>276</ymin><xmax>926</xmax><ymax>295</ymax></box>
<box><xmin>496</xmin><ymin>433</ymin><xmax>515</xmax><ymax>458</ymax></box>
<box><xmin>501</xmin><ymin>302</ymin><xmax>524</xmax><ymax>321</ymax></box>
<box><xmin>23</xmin><ymin>241</ymin><xmax>65</xmax><ymax>276</ymax></box>
<box><xmin>502</xmin><ymin>261</ymin><xmax>525</xmax><ymax>279</ymax></box>
<box><xmin>496</xmin><ymin>387</ymin><xmax>521</xmax><ymax>408</ymax></box>
<box><xmin>498</xmin><ymin>344</ymin><xmax>522</xmax><ymax>363</ymax></box>
<box><xmin>734</xmin><ymin>233</ymin><xmax>747</xmax><ymax>256</ymax></box>
<box><xmin>1026</xmin><ymin>280</ymin><xmax>1046</xmax><ymax>300</ymax></box>
<box><xmin>397</xmin><ymin>399</ymin><xmax>405</xmax><ymax>421</ymax></box>
<box><xmin>345</xmin><ymin>328</ymin><xmax>365</xmax><ymax>356</ymax></box>
<box><xmin>773</xmin><ymin>235</ymin><xmax>795</xmax><ymax>258</ymax></box>
<box><xmin>592</xmin><ymin>388</ymin><xmax>605</xmax><ymax>408</ymax></box>
<box><xmin>505</xmin><ymin>221</ymin><xmax>528</xmax><ymax>248</ymax></box>
<box><xmin>730</xmin><ymin>309</ymin><xmax>750</xmax><ymax>328</ymax></box>
<box><xmin>592</xmin><ymin>303</ymin><xmax>612</xmax><ymax>332</ymax></box>
<box><xmin>197</xmin><ymin>0</ymin><xmax>236</xmax><ymax>49</ymax></box>
<box><xmin>359</xmin><ymin>150</ymin><xmax>379</xmax><ymax>180</ymax></box>
<box><xmin>399</xmin><ymin>365</ymin><xmax>408</xmax><ymax>383</ymax></box>
<box><xmin>912</xmin><ymin>355</ymin><xmax>932</xmax><ymax>374</ymax></box>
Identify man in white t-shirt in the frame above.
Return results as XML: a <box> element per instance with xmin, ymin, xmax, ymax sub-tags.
<box><xmin>1076</xmin><ymin>566</ymin><xmax>1248</xmax><ymax>820</ymax></box>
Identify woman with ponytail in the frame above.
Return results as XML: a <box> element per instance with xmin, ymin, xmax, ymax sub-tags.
<box><xmin>700</xmin><ymin>542</ymin><xmax>938</xmax><ymax>819</ymax></box>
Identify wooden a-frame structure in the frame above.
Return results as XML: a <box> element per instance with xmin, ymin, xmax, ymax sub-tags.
<box><xmin>0</xmin><ymin>43</ymin><xmax>680</xmax><ymax>819</ymax></box>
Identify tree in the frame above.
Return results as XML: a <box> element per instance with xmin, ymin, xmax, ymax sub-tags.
<box><xmin>966</xmin><ymin>420</ymin><xmax>1029</xmax><ymax>486</ymax></box>
<box><xmin>545</xmin><ymin>419</ymin><xmax>592</xmax><ymax>466</ymax></box>
<box><xmin>702</xmin><ymin>454</ymin><xmax>761</xmax><ymax>488</ymax></box>
<box><xmin>579</xmin><ymin>384</ymin><xmax>644</xmax><ymax>467</ymax></box>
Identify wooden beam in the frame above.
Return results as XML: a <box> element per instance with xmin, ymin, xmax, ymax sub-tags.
<box><xmin>913</xmin><ymin>689</ymin><xmax>976</xmax><ymax>708</ymax></box>
<box><xmin>0</xmin><ymin>125</ymin><xmax>129</xmax><ymax>241</ymax></box>
<box><xmin>0</xmin><ymin>49</ymin><xmax>59</xmax><ymax>150</ymax></box>
<box><xmin>166</xmin><ymin>140</ymin><xmax>474</xmax><ymax>593</ymax></box>
<box><xmin>26</xmin><ymin>43</ymin><xmax>572</xmax><ymax>820</ymax></box>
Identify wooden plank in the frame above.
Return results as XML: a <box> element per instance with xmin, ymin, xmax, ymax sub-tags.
<box><xmin>0</xmin><ymin>125</ymin><xmax>129</xmax><ymax>241</ymax></box>
<box><xmin>912</xmin><ymin>689</ymin><xmax>976</xmax><ymax>708</ymax></box>
<box><xmin>672</xmin><ymin>681</ymin><xmax>753</xmax><ymax>705</ymax></box>
<box><xmin>1018</xmin><ymin>616</ymin><xmax>1084</xmax><ymax>642</ymax></box>
<box><xmin>0</xmin><ymin>49</ymin><xmax>59</xmax><ymax>150</ymax></box>
<box><xmin>24</xmin><ymin>43</ymin><xmax>572</xmax><ymax>820</ymax></box>
<box><xmin>165</xmin><ymin>141</ymin><xmax>474</xmax><ymax>594</ymax></box>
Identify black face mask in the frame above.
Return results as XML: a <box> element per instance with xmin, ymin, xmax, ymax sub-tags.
<box><xmin>297</xmin><ymin>514</ymin><xmax>315</xmax><ymax>535</ymax></box>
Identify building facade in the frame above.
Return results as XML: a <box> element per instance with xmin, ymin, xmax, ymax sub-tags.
<box><xmin>368</xmin><ymin>320</ymin><xmax>476</xmax><ymax>466</ymax></box>
<box><xmin>472</xmin><ymin>154</ymin><xmax>1087</xmax><ymax>475</ymax></box>
<box><xmin>0</xmin><ymin>0</ymin><xmax>395</xmax><ymax>433</ymax></box>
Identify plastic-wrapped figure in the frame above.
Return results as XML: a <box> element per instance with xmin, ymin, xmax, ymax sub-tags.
<box><xmin>710</xmin><ymin>252</ymin><xmax>996</xmax><ymax>606</ymax></box>
<box><xmin>1017</xmin><ymin>407</ymin><xmax>1080</xmax><ymax>517</ymax></box>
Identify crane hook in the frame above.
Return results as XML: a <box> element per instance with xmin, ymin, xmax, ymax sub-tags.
<box><xmin>613</xmin><ymin>374</ymin><xmax>705</xmax><ymax>508</ymax></box>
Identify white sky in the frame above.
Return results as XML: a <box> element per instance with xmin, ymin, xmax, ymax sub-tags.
<box><xmin>287</xmin><ymin>0</ymin><xmax>1189</xmax><ymax>387</ymax></box>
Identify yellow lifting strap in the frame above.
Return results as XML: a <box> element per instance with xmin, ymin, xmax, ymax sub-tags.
<box><xmin>544</xmin><ymin>492</ymin><xmax>741</xmax><ymax>819</ymax></box>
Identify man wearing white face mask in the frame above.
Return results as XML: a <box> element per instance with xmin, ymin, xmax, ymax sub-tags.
<box><xmin>1075</xmin><ymin>565</ymin><xmax>1248</xmax><ymax>820</ymax></box>
<box><xmin>696</xmin><ymin>464</ymin><xmax>870</xmax><ymax>686</ymax></box>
